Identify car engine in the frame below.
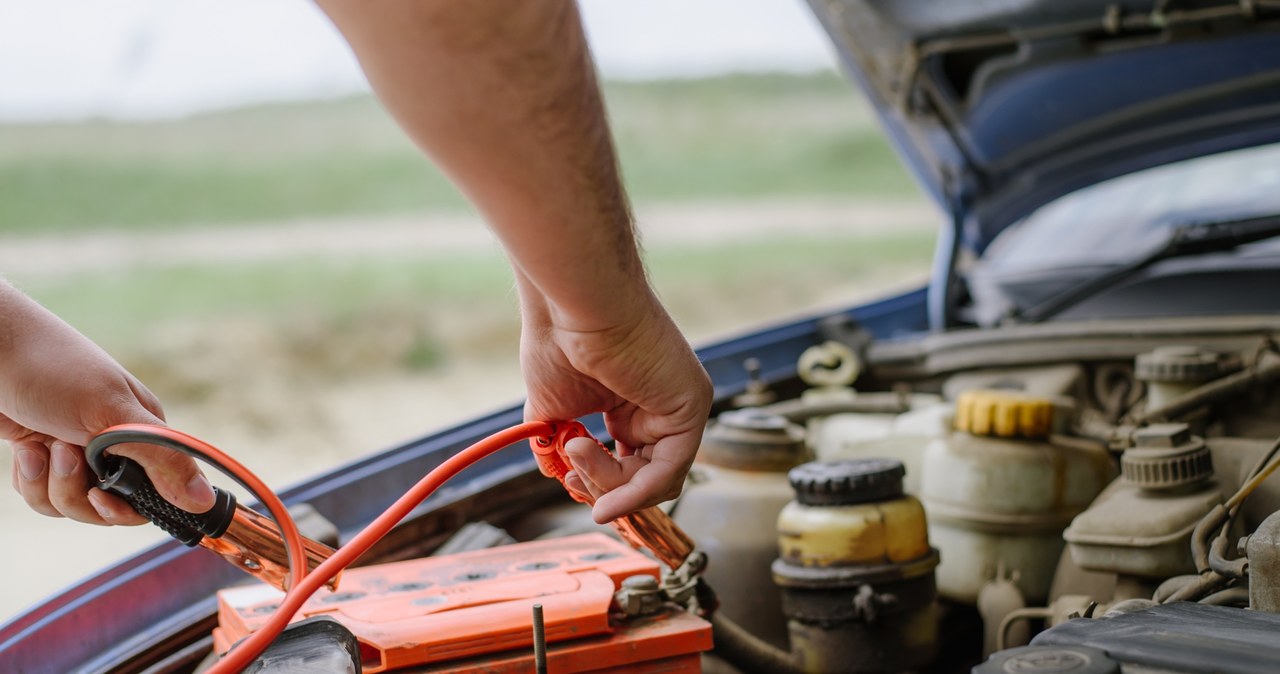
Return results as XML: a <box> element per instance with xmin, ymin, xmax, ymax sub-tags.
<box><xmin>200</xmin><ymin>319</ymin><xmax>1280</xmax><ymax>673</ymax></box>
<box><xmin>670</xmin><ymin>319</ymin><xmax>1280</xmax><ymax>673</ymax></box>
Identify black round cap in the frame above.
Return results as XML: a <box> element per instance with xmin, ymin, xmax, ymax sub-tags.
<box><xmin>972</xmin><ymin>646</ymin><xmax>1118</xmax><ymax>674</ymax></box>
<box><xmin>788</xmin><ymin>459</ymin><xmax>905</xmax><ymax>506</ymax></box>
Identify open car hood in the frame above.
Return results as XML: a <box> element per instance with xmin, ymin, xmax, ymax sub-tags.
<box><xmin>806</xmin><ymin>0</ymin><xmax>1280</xmax><ymax>250</ymax></box>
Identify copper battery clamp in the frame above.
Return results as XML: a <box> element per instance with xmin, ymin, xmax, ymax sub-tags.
<box><xmin>531</xmin><ymin>421</ymin><xmax>697</xmax><ymax>570</ymax></box>
<box><xmin>86</xmin><ymin>427</ymin><xmax>339</xmax><ymax>592</ymax></box>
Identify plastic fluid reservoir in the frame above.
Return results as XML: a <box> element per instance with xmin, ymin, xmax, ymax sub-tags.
<box><xmin>1065</xmin><ymin>423</ymin><xmax>1221</xmax><ymax>579</ymax></box>
<box><xmin>773</xmin><ymin>459</ymin><xmax>940</xmax><ymax>673</ymax></box>
<box><xmin>795</xmin><ymin>339</ymin><xmax>948</xmax><ymax>495</ymax></box>
<box><xmin>673</xmin><ymin>408</ymin><xmax>809</xmax><ymax>648</ymax></box>
<box><xmin>921</xmin><ymin>390</ymin><xmax>1115</xmax><ymax>604</ymax></box>
<box><xmin>810</xmin><ymin>396</ymin><xmax>949</xmax><ymax>495</ymax></box>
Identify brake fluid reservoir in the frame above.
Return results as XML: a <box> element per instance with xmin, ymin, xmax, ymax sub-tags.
<box><xmin>773</xmin><ymin>459</ymin><xmax>939</xmax><ymax>673</ymax></box>
<box><xmin>674</xmin><ymin>408</ymin><xmax>809</xmax><ymax>648</ymax></box>
<box><xmin>921</xmin><ymin>390</ymin><xmax>1115</xmax><ymax>604</ymax></box>
<box><xmin>1064</xmin><ymin>424</ymin><xmax>1220</xmax><ymax>579</ymax></box>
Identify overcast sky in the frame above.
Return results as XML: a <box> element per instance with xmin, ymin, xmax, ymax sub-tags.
<box><xmin>0</xmin><ymin>0</ymin><xmax>838</xmax><ymax>122</ymax></box>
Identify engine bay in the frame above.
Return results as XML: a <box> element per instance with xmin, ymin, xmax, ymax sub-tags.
<box><xmin>199</xmin><ymin>317</ymin><xmax>1280</xmax><ymax>673</ymax></box>
<box><xmin>669</xmin><ymin>318</ymin><xmax>1280</xmax><ymax>673</ymax></box>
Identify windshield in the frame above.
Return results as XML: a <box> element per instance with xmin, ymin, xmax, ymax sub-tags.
<box><xmin>967</xmin><ymin>142</ymin><xmax>1280</xmax><ymax>324</ymax></box>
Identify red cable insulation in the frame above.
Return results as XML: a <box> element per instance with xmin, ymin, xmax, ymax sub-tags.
<box><xmin>205</xmin><ymin>419</ymin><xmax>557</xmax><ymax>674</ymax></box>
<box><xmin>102</xmin><ymin>423</ymin><xmax>309</xmax><ymax>599</ymax></box>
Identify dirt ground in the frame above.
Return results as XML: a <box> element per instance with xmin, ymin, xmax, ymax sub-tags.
<box><xmin>0</xmin><ymin>198</ymin><xmax>935</xmax><ymax>621</ymax></box>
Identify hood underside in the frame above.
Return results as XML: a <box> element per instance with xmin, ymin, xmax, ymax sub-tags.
<box><xmin>807</xmin><ymin>0</ymin><xmax>1280</xmax><ymax>249</ymax></box>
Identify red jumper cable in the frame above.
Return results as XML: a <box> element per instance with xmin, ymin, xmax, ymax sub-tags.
<box><xmin>87</xmin><ymin>419</ymin><xmax>700</xmax><ymax>673</ymax></box>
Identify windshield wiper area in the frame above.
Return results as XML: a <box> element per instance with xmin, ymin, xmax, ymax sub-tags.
<box><xmin>1013</xmin><ymin>213</ymin><xmax>1280</xmax><ymax>323</ymax></box>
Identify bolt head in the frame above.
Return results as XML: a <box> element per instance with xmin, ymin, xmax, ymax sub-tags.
<box><xmin>622</xmin><ymin>574</ymin><xmax>659</xmax><ymax>592</ymax></box>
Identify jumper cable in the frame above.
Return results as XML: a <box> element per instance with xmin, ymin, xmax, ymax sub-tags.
<box><xmin>86</xmin><ymin>419</ymin><xmax>703</xmax><ymax>673</ymax></box>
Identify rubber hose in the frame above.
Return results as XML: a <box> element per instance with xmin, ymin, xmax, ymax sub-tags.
<box><xmin>1190</xmin><ymin>504</ymin><xmax>1229</xmax><ymax>574</ymax></box>
<box><xmin>1200</xmin><ymin>585</ymin><xmax>1250</xmax><ymax>607</ymax></box>
<box><xmin>1166</xmin><ymin>571</ymin><xmax>1232</xmax><ymax>604</ymax></box>
<box><xmin>1153</xmin><ymin>575</ymin><xmax>1199</xmax><ymax>604</ymax></box>
<box><xmin>710</xmin><ymin>611</ymin><xmax>803</xmax><ymax>674</ymax></box>
<box><xmin>1207</xmin><ymin>528</ymin><xmax>1248</xmax><ymax>579</ymax></box>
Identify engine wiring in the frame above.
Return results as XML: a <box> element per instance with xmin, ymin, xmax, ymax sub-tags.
<box><xmin>1165</xmin><ymin>433</ymin><xmax>1280</xmax><ymax>604</ymax></box>
<box><xmin>88</xmin><ymin>420</ymin><xmax>557</xmax><ymax>674</ymax></box>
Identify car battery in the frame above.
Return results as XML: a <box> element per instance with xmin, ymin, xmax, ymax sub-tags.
<box><xmin>214</xmin><ymin>533</ymin><xmax>713</xmax><ymax>672</ymax></box>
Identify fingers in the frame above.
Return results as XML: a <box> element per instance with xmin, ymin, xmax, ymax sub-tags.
<box><xmin>9</xmin><ymin>439</ymin><xmax>149</xmax><ymax>525</ymax></box>
<box><xmin>13</xmin><ymin>440</ymin><xmax>60</xmax><ymax>519</ymax></box>
<box><xmin>566</xmin><ymin>432</ymin><xmax>698</xmax><ymax>524</ymax></box>
<box><xmin>111</xmin><ymin>442</ymin><xmax>216</xmax><ymax>515</ymax></box>
<box><xmin>87</xmin><ymin>489</ymin><xmax>148</xmax><ymax>526</ymax></box>
<box><xmin>45</xmin><ymin>441</ymin><xmax>112</xmax><ymax>525</ymax></box>
<box><xmin>564</xmin><ymin>437</ymin><xmax>629</xmax><ymax>502</ymax></box>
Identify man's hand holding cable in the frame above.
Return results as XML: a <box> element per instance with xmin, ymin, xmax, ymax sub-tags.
<box><xmin>1</xmin><ymin>282</ymin><xmax>215</xmax><ymax>525</ymax></box>
<box><xmin>519</xmin><ymin>274</ymin><xmax>711</xmax><ymax>523</ymax></box>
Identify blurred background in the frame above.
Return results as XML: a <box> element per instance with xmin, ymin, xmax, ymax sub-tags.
<box><xmin>0</xmin><ymin>0</ymin><xmax>934</xmax><ymax>619</ymax></box>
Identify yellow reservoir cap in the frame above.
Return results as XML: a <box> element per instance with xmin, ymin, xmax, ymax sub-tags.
<box><xmin>954</xmin><ymin>390</ymin><xmax>1054</xmax><ymax>439</ymax></box>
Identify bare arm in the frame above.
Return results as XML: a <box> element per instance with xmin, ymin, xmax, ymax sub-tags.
<box><xmin>317</xmin><ymin>0</ymin><xmax>711</xmax><ymax>521</ymax></box>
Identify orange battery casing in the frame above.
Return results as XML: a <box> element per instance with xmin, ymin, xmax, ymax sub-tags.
<box><xmin>214</xmin><ymin>533</ymin><xmax>712</xmax><ymax>672</ymax></box>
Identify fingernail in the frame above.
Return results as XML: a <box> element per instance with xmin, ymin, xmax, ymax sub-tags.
<box><xmin>16</xmin><ymin>450</ymin><xmax>46</xmax><ymax>481</ymax></box>
<box><xmin>186</xmin><ymin>473</ymin><xmax>216</xmax><ymax>511</ymax></box>
<box><xmin>50</xmin><ymin>442</ymin><xmax>78</xmax><ymax>477</ymax></box>
<box><xmin>88</xmin><ymin>491</ymin><xmax>116</xmax><ymax>523</ymax></box>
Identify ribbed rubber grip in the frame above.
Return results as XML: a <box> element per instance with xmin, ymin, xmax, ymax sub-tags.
<box><xmin>97</xmin><ymin>457</ymin><xmax>236</xmax><ymax>546</ymax></box>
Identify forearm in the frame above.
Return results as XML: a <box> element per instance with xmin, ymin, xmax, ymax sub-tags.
<box><xmin>318</xmin><ymin>0</ymin><xmax>649</xmax><ymax>330</ymax></box>
<box><xmin>0</xmin><ymin>281</ymin><xmax>82</xmax><ymax>389</ymax></box>
<box><xmin>0</xmin><ymin>280</ymin><xmax>141</xmax><ymax>443</ymax></box>
<box><xmin>0</xmin><ymin>280</ymin><xmax>45</xmax><ymax>361</ymax></box>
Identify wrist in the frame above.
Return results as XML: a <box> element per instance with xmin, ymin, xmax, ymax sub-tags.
<box><xmin>509</xmin><ymin>264</ymin><xmax>655</xmax><ymax>335</ymax></box>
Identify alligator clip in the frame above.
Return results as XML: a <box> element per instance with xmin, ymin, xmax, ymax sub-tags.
<box><xmin>92</xmin><ymin>453</ymin><xmax>338</xmax><ymax>592</ymax></box>
<box><xmin>531</xmin><ymin>421</ymin><xmax>696</xmax><ymax>570</ymax></box>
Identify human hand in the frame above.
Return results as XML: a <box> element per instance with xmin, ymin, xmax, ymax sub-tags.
<box><xmin>1</xmin><ymin>284</ymin><xmax>214</xmax><ymax>525</ymax></box>
<box><xmin>521</xmin><ymin>290</ymin><xmax>712</xmax><ymax>524</ymax></box>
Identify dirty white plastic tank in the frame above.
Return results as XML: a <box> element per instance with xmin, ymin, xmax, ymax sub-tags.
<box><xmin>812</xmin><ymin>398</ymin><xmax>949</xmax><ymax>495</ymax></box>
<box><xmin>793</xmin><ymin>341</ymin><xmax>947</xmax><ymax>495</ymax></box>
<box><xmin>921</xmin><ymin>390</ymin><xmax>1115</xmax><ymax>604</ymax></box>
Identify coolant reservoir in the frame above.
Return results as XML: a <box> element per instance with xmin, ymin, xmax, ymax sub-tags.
<box><xmin>674</xmin><ymin>408</ymin><xmax>809</xmax><ymax>648</ymax></box>
<box><xmin>921</xmin><ymin>390</ymin><xmax>1115</xmax><ymax>604</ymax></box>
<box><xmin>773</xmin><ymin>459</ymin><xmax>939</xmax><ymax>673</ymax></box>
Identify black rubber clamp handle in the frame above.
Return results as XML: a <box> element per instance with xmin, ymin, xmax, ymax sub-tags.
<box><xmin>96</xmin><ymin>456</ymin><xmax>237</xmax><ymax>546</ymax></box>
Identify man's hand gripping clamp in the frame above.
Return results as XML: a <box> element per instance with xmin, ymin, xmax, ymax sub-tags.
<box><xmin>531</xmin><ymin>421</ymin><xmax>697</xmax><ymax>571</ymax></box>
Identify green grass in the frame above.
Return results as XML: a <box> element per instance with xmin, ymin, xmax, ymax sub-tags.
<box><xmin>0</xmin><ymin>73</ymin><xmax>919</xmax><ymax>235</ymax></box>
<box><xmin>18</xmin><ymin>229</ymin><xmax>933</xmax><ymax>402</ymax></box>
<box><xmin>24</xmin><ymin>251</ymin><xmax>516</xmax><ymax>341</ymax></box>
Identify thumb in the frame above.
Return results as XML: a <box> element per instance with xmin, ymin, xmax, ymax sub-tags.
<box><xmin>105</xmin><ymin>412</ymin><xmax>216</xmax><ymax>515</ymax></box>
